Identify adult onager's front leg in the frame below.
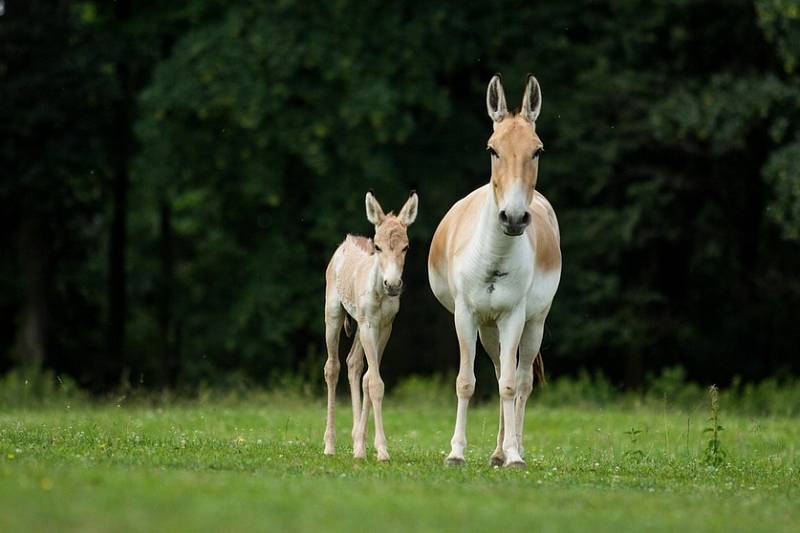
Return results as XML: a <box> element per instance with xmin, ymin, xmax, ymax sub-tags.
<box><xmin>479</xmin><ymin>325</ymin><xmax>505</xmax><ymax>466</ymax></box>
<box><xmin>446</xmin><ymin>302</ymin><xmax>478</xmax><ymax>465</ymax></box>
<box><xmin>514</xmin><ymin>319</ymin><xmax>544</xmax><ymax>458</ymax></box>
<box><xmin>497</xmin><ymin>308</ymin><xmax>527</xmax><ymax>467</ymax></box>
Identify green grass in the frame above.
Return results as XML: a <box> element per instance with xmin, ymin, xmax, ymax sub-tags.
<box><xmin>1</xmin><ymin>398</ymin><xmax>798</xmax><ymax>532</ymax></box>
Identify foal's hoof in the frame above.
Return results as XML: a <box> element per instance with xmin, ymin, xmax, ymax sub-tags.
<box><xmin>445</xmin><ymin>456</ymin><xmax>466</xmax><ymax>466</ymax></box>
<box><xmin>504</xmin><ymin>459</ymin><xmax>527</xmax><ymax>469</ymax></box>
<box><xmin>489</xmin><ymin>455</ymin><xmax>505</xmax><ymax>467</ymax></box>
<box><xmin>377</xmin><ymin>451</ymin><xmax>390</xmax><ymax>462</ymax></box>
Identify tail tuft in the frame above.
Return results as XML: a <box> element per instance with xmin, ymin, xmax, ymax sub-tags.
<box><xmin>533</xmin><ymin>352</ymin><xmax>547</xmax><ymax>386</ymax></box>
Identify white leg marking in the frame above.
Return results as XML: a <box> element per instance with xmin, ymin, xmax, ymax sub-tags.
<box><xmin>497</xmin><ymin>308</ymin><xmax>526</xmax><ymax>467</ymax></box>
<box><xmin>446</xmin><ymin>301</ymin><xmax>477</xmax><ymax>465</ymax></box>
<box><xmin>515</xmin><ymin>320</ymin><xmax>544</xmax><ymax>458</ymax></box>
<box><xmin>479</xmin><ymin>325</ymin><xmax>505</xmax><ymax>466</ymax></box>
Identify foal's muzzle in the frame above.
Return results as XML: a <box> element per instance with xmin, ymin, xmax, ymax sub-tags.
<box><xmin>383</xmin><ymin>279</ymin><xmax>403</xmax><ymax>297</ymax></box>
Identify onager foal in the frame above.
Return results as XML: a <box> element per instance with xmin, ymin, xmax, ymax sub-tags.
<box><xmin>428</xmin><ymin>74</ymin><xmax>561</xmax><ymax>467</ymax></box>
<box><xmin>324</xmin><ymin>190</ymin><xmax>418</xmax><ymax>461</ymax></box>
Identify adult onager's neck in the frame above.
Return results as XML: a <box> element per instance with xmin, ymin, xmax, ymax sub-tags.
<box><xmin>465</xmin><ymin>188</ymin><xmax>532</xmax><ymax>274</ymax></box>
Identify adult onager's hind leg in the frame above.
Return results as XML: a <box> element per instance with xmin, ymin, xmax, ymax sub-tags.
<box><xmin>479</xmin><ymin>325</ymin><xmax>504</xmax><ymax>466</ymax></box>
<box><xmin>514</xmin><ymin>319</ymin><xmax>544</xmax><ymax>458</ymax></box>
<box><xmin>346</xmin><ymin>334</ymin><xmax>364</xmax><ymax>441</ymax></box>
<box><xmin>323</xmin><ymin>303</ymin><xmax>345</xmax><ymax>455</ymax></box>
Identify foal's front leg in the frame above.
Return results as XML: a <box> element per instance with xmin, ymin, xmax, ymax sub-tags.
<box><xmin>323</xmin><ymin>306</ymin><xmax>344</xmax><ymax>455</ymax></box>
<box><xmin>356</xmin><ymin>322</ymin><xmax>391</xmax><ymax>461</ymax></box>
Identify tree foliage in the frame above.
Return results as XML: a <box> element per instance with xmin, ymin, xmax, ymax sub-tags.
<box><xmin>2</xmin><ymin>0</ymin><xmax>799</xmax><ymax>389</ymax></box>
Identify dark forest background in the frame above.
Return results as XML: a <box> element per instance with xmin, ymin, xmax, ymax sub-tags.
<box><xmin>2</xmin><ymin>0</ymin><xmax>800</xmax><ymax>394</ymax></box>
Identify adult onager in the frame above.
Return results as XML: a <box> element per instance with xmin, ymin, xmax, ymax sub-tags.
<box><xmin>324</xmin><ymin>190</ymin><xmax>418</xmax><ymax>461</ymax></box>
<box><xmin>428</xmin><ymin>74</ymin><xmax>561</xmax><ymax>467</ymax></box>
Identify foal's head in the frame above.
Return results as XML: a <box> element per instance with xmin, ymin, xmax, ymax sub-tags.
<box><xmin>485</xmin><ymin>74</ymin><xmax>544</xmax><ymax>236</ymax></box>
<box><xmin>365</xmin><ymin>190</ymin><xmax>418</xmax><ymax>297</ymax></box>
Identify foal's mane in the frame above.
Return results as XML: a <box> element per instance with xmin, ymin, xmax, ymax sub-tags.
<box><xmin>346</xmin><ymin>234</ymin><xmax>374</xmax><ymax>255</ymax></box>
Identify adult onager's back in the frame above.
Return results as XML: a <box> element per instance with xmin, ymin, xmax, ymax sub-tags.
<box><xmin>323</xmin><ymin>190</ymin><xmax>418</xmax><ymax>461</ymax></box>
<box><xmin>428</xmin><ymin>74</ymin><xmax>561</xmax><ymax>467</ymax></box>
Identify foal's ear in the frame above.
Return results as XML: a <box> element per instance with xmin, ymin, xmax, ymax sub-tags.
<box><xmin>365</xmin><ymin>190</ymin><xmax>385</xmax><ymax>226</ymax></box>
<box><xmin>398</xmin><ymin>190</ymin><xmax>418</xmax><ymax>226</ymax></box>
<box><xmin>521</xmin><ymin>74</ymin><xmax>542</xmax><ymax>124</ymax></box>
<box><xmin>486</xmin><ymin>74</ymin><xmax>508</xmax><ymax>123</ymax></box>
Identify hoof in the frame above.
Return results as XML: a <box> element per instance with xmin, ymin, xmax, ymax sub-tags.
<box><xmin>377</xmin><ymin>451</ymin><xmax>390</xmax><ymax>462</ymax></box>
<box><xmin>445</xmin><ymin>456</ymin><xmax>466</xmax><ymax>466</ymax></box>
<box><xmin>489</xmin><ymin>455</ymin><xmax>504</xmax><ymax>467</ymax></box>
<box><xmin>353</xmin><ymin>446</ymin><xmax>367</xmax><ymax>460</ymax></box>
<box><xmin>504</xmin><ymin>459</ymin><xmax>527</xmax><ymax>469</ymax></box>
<box><xmin>324</xmin><ymin>449</ymin><xmax>335</xmax><ymax>456</ymax></box>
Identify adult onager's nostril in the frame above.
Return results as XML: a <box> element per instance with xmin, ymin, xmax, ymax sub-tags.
<box><xmin>498</xmin><ymin>210</ymin><xmax>509</xmax><ymax>224</ymax></box>
<box><xmin>521</xmin><ymin>211</ymin><xmax>531</xmax><ymax>225</ymax></box>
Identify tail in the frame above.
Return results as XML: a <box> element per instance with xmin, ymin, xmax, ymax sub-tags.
<box><xmin>344</xmin><ymin>314</ymin><xmax>355</xmax><ymax>338</ymax></box>
<box><xmin>533</xmin><ymin>352</ymin><xmax>547</xmax><ymax>385</ymax></box>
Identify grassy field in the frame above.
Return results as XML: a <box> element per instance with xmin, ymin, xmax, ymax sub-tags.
<box><xmin>1</xmin><ymin>396</ymin><xmax>798</xmax><ymax>532</ymax></box>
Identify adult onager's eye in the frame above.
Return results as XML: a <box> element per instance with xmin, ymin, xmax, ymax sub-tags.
<box><xmin>374</xmin><ymin>245</ymin><xmax>382</xmax><ymax>253</ymax></box>
<box><xmin>487</xmin><ymin>146</ymin><xmax>499</xmax><ymax>158</ymax></box>
<box><xmin>533</xmin><ymin>147</ymin><xmax>544</xmax><ymax>160</ymax></box>
<box><xmin>402</xmin><ymin>245</ymin><xmax>409</xmax><ymax>252</ymax></box>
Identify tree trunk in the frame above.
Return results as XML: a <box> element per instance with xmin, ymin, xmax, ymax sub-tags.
<box><xmin>13</xmin><ymin>215</ymin><xmax>49</xmax><ymax>369</ymax></box>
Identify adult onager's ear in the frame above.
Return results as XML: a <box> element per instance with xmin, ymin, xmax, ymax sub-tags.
<box><xmin>365</xmin><ymin>190</ymin><xmax>386</xmax><ymax>226</ymax></box>
<box><xmin>398</xmin><ymin>191</ymin><xmax>418</xmax><ymax>226</ymax></box>
<box><xmin>486</xmin><ymin>74</ymin><xmax>508</xmax><ymax>122</ymax></box>
<box><xmin>521</xmin><ymin>74</ymin><xmax>542</xmax><ymax>124</ymax></box>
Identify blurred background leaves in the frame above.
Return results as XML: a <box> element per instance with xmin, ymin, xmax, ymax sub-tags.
<box><xmin>1</xmin><ymin>0</ymin><xmax>799</xmax><ymax>392</ymax></box>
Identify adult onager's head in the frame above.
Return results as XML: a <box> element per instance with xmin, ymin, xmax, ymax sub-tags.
<box><xmin>486</xmin><ymin>74</ymin><xmax>544</xmax><ymax>236</ymax></box>
<box><xmin>365</xmin><ymin>190</ymin><xmax>418</xmax><ymax>296</ymax></box>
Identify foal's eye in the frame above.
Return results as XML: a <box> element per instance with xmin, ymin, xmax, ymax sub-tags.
<box><xmin>402</xmin><ymin>245</ymin><xmax>409</xmax><ymax>252</ymax></box>
<box><xmin>533</xmin><ymin>147</ymin><xmax>544</xmax><ymax>160</ymax></box>
<box><xmin>487</xmin><ymin>146</ymin><xmax>499</xmax><ymax>158</ymax></box>
<box><xmin>374</xmin><ymin>245</ymin><xmax>382</xmax><ymax>253</ymax></box>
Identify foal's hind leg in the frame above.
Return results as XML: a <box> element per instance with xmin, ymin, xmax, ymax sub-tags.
<box><xmin>323</xmin><ymin>301</ymin><xmax>345</xmax><ymax>455</ymax></box>
<box><xmin>345</xmin><ymin>334</ymin><xmax>365</xmax><ymax>442</ymax></box>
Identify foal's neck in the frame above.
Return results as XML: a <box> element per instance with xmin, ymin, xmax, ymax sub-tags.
<box><xmin>358</xmin><ymin>250</ymin><xmax>383</xmax><ymax>301</ymax></box>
